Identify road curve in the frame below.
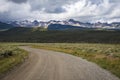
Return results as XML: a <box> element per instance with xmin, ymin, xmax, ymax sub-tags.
<box><xmin>1</xmin><ymin>46</ymin><xmax>120</xmax><ymax>80</ymax></box>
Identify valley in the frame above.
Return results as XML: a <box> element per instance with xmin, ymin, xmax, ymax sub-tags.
<box><xmin>0</xmin><ymin>0</ymin><xmax>120</xmax><ymax>80</ymax></box>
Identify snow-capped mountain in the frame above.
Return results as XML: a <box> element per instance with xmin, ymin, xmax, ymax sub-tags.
<box><xmin>8</xmin><ymin>20</ymin><xmax>33</xmax><ymax>27</ymax></box>
<box><xmin>7</xmin><ymin>19</ymin><xmax>120</xmax><ymax>29</ymax></box>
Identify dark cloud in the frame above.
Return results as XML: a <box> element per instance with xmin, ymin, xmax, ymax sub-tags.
<box><xmin>45</xmin><ymin>7</ymin><xmax>66</xmax><ymax>13</ymax></box>
<box><xmin>29</xmin><ymin>0</ymin><xmax>78</xmax><ymax>13</ymax></box>
<box><xmin>90</xmin><ymin>0</ymin><xmax>103</xmax><ymax>5</ymax></box>
<box><xmin>8</xmin><ymin>0</ymin><xmax>27</xmax><ymax>3</ymax></box>
<box><xmin>109</xmin><ymin>0</ymin><xmax>120</xmax><ymax>3</ymax></box>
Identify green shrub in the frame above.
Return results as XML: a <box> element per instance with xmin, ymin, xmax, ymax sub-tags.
<box><xmin>0</xmin><ymin>44</ymin><xmax>28</xmax><ymax>74</ymax></box>
<box><xmin>1</xmin><ymin>50</ymin><xmax>13</xmax><ymax>57</ymax></box>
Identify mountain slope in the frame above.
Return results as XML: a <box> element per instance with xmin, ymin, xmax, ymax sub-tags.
<box><xmin>7</xmin><ymin>19</ymin><xmax>120</xmax><ymax>29</ymax></box>
<box><xmin>48</xmin><ymin>24</ymin><xmax>87</xmax><ymax>30</ymax></box>
<box><xmin>0</xmin><ymin>22</ymin><xmax>14</xmax><ymax>30</ymax></box>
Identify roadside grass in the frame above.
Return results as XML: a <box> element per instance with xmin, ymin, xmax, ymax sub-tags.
<box><xmin>0</xmin><ymin>44</ymin><xmax>28</xmax><ymax>75</ymax></box>
<box><xmin>32</xmin><ymin>43</ymin><xmax>120</xmax><ymax>78</ymax></box>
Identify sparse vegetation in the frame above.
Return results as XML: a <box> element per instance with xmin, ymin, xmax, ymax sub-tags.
<box><xmin>32</xmin><ymin>43</ymin><xmax>120</xmax><ymax>78</ymax></box>
<box><xmin>0</xmin><ymin>44</ymin><xmax>28</xmax><ymax>75</ymax></box>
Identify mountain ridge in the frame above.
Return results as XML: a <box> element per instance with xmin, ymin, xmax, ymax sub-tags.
<box><xmin>0</xmin><ymin>22</ymin><xmax>15</xmax><ymax>30</ymax></box>
<box><xmin>7</xmin><ymin>19</ymin><xmax>120</xmax><ymax>29</ymax></box>
<box><xmin>0</xmin><ymin>19</ymin><xmax>120</xmax><ymax>30</ymax></box>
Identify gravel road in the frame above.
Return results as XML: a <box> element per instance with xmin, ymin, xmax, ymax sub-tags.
<box><xmin>1</xmin><ymin>46</ymin><xmax>120</xmax><ymax>80</ymax></box>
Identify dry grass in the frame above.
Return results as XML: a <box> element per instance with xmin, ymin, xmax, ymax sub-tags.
<box><xmin>0</xmin><ymin>44</ymin><xmax>28</xmax><ymax>74</ymax></box>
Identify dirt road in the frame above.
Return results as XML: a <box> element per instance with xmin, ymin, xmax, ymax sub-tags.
<box><xmin>1</xmin><ymin>46</ymin><xmax>120</xmax><ymax>80</ymax></box>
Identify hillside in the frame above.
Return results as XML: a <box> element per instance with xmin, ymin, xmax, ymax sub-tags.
<box><xmin>0</xmin><ymin>22</ymin><xmax>14</xmax><ymax>30</ymax></box>
<box><xmin>47</xmin><ymin>24</ymin><xmax>88</xmax><ymax>30</ymax></box>
<box><xmin>0</xmin><ymin>27</ymin><xmax>120</xmax><ymax>43</ymax></box>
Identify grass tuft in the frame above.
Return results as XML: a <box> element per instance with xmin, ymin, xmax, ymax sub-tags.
<box><xmin>0</xmin><ymin>44</ymin><xmax>28</xmax><ymax>75</ymax></box>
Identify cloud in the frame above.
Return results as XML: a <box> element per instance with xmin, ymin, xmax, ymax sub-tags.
<box><xmin>44</xmin><ymin>7</ymin><xmax>66</xmax><ymax>13</ymax></box>
<box><xmin>0</xmin><ymin>0</ymin><xmax>120</xmax><ymax>22</ymax></box>
<box><xmin>8</xmin><ymin>0</ymin><xmax>28</xmax><ymax>4</ymax></box>
<box><xmin>0</xmin><ymin>0</ymin><xmax>10</xmax><ymax>13</ymax></box>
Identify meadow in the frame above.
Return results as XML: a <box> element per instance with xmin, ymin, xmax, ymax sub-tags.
<box><xmin>0</xmin><ymin>43</ymin><xmax>28</xmax><ymax>76</ymax></box>
<box><xmin>0</xmin><ymin>42</ymin><xmax>120</xmax><ymax>78</ymax></box>
<box><xmin>32</xmin><ymin>43</ymin><xmax>120</xmax><ymax>78</ymax></box>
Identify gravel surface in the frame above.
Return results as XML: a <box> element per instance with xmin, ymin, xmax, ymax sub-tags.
<box><xmin>1</xmin><ymin>46</ymin><xmax>120</xmax><ymax>80</ymax></box>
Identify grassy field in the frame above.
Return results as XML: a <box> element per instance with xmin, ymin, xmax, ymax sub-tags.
<box><xmin>0</xmin><ymin>43</ymin><xmax>120</xmax><ymax>78</ymax></box>
<box><xmin>32</xmin><ymin>43</ymin><xmax>120</xmax><ymax>78</ymax></box>
<box><xmin>0</xmin><ymin>43</ymin><xmax>28</xmax><ymax>75</ymax></box>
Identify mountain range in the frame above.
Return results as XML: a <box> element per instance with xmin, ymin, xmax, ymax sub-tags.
<box><xmin>0</xmin><ymin>19</ymin><xmax>120</xmax><ymax>43</ymax></box>
<box><xmin>1</xmin><ymin>19</ymin><xmax>120</xmax><ymax>30</ymax></box>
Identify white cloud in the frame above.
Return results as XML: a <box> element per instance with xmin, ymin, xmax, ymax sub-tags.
<box><xmin>0</xmin><ymin>0</ymin><xmax>10</xmax><ymax>13</ymax></box>
<box><xmin>0</xmin><ymin>0</ymin><xmax>120</xmax><ymax>22</ymax></box>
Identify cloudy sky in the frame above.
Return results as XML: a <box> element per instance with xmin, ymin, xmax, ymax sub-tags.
<box><xmin>0</xmin><ymin>0</ymin><xmax>120</xmax><ymax>22</ymax></box>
